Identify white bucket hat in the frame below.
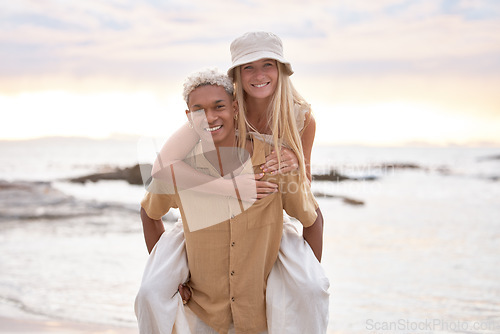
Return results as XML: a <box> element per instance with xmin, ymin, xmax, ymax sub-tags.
<box><xmin>227</xmin><ymin>31</ymin><xmax>294</xmax><ymax>78</ymax></box>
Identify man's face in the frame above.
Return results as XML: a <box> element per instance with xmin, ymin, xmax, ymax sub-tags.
<box><xmin>186</xmin><ymin>85</ymin><xmax>238</xmax><ymax>147</ymax></box>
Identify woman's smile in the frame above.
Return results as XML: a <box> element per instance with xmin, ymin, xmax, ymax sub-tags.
<box><xmin>240</xmin><ymin>59</ymin><xmax>278</xmax><ymax>100</ymax></box>
<box><xmin>252</xmin><ymin>82</ymin><xmax>270</xmax><ymax>88</ymax></box>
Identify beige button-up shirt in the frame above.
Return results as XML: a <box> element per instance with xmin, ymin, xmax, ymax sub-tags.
<box><xmin>141</xmin><ymin>136</ymin><xmax>318</xmax><ymax>333</ymax></box>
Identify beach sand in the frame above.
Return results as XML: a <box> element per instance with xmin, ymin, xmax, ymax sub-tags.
<box><xmin>0</xmin><ymin>316</ymin><xmax>340</xmax><ymax>333</ymax></box>
<box><xmin>0</xmin><ymin>316</ymin><xmax>138</xmax><ymax>334</ymax></box>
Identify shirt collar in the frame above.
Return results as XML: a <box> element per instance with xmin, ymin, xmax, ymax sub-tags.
<box><xmin>189</xmin><ymin>142</ymin><xmax>217</xmax><ymax>175</ymax></box>
<box><xmin>249</xmin><ymin>133</ymin><xmax>268</xmax><ymax>167</ymax></box>
<box><xmin>189</xmin><ymin>134</ymin><xmax>268</xmax><ymax>172</ymax></box>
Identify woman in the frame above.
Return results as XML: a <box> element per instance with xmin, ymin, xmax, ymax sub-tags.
<box><xmin>152</xmin><ymin>32</ymin><xmax>316</xmax><ymax>201</ymax></box>
<box><xmin>136</xmin><ymin>68</ymin><xmax>328</xmax><ymax>333</ymax></box>
<box><xmin>143</xmin><ymin>32</ymin><xmax>329</xmax><ymax>332</ymax></box>
<box><xmin>228</xmin><ymin>31</ymin><xmax>316</xmax><ymax>183</ymax></box>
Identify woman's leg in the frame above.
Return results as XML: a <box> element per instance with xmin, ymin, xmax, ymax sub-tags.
<box><xmin>135</xmin><ymin>221</ymin><xmax>191</xmax><ymax>334</ymax></box>
<box><xmin>266</xmin><ymin>218</ymin><xmax>330</xmax><ymax>334</ymax></box>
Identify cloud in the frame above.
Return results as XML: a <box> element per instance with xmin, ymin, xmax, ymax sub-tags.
<box><xmin>1</xmin><ymin>0</ymin><xmax>499</xmax><ymax>84</ymax></box>
<box><xmin>0</xmin><ymin>0</ymin><xmax>499</xmax><ymax>144</ymax></box>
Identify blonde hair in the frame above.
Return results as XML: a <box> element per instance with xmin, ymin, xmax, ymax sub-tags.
<box><xmin>233</xmin><ymin>62</ymin><xmax>310</xmax><ymax>186</ymax></box>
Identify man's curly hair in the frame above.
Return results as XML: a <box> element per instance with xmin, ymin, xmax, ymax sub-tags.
<box><xmin>183</xmin><ymin>68</ymin><xmax>234</xmax><ymax>103</ymax></box>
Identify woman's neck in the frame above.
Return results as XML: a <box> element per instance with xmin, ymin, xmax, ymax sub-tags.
<box><xmin>245</xmin><ymin>96</ymin><xmax>272</xmax><ymax>134</ymax></box>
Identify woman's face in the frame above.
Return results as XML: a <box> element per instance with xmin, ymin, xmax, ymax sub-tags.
<box><xmin>239</xmin><ymin>58</ymin><xmax>278</xmax><ymax>100</ymax></box>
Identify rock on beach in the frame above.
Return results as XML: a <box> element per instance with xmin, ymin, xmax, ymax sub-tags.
<box><xmin>68</xmin><ymin>164</ymin><xmax>150</xmax><ymax>185</ymax></box>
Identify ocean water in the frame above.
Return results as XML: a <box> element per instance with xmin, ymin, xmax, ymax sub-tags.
<box><xmin>0</xmin><ymin>138</ymin><xmax>499</xmax><ymax>333</ymax></box>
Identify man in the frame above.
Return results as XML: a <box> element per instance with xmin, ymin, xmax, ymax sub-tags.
<box><xmin>136</xmin><ymin>68</ymin><xmax>327</xmax><ymax>334</ymax></box>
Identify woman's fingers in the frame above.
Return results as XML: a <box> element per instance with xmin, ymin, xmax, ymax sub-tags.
<box><xmin>262</xmin><ymin>151</ymin><xmax>278</xmax><ymax>173</ymax></box>
<box><xmin>275</xmin><ymin>164</ymin><xmax>297</xmax><ymax>174</ymax></box>
<box><xmin>262</xmin><ymin>159</ymin><xmax>279</xmax><ymax>173</ymax></box>
<box><xmin>255</xmin><ymin>180</ymin><xmax>278</xmax><ymax>199</ymax></box>
<box><xmin>254</xmin><ymin>172</ymin><xmax>265</xmax><ymax>180</ymax></box>
<box><xmin>278</xmin><ymin>148</ymin><xmax>299</xmax><ymax>174</ymax></box>
<box><xmin>255</xmin><ymin>173</ymin><xmax>278</xmax><ymax>199</ymax></box>
<box><xmin>262</xmin><ymin>149</ymin><xmax>299</xmax><ymax>174</ymax></box>
<box><xmin>234</xmin><ymin>173</ymin><xmax>277</xmax><ymax>201</ymax></box>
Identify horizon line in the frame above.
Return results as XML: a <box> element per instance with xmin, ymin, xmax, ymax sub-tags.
<box><xmin>1</xmin><ymin>134</ymin><xmax>499</xmax><ymax>148</ymax></box>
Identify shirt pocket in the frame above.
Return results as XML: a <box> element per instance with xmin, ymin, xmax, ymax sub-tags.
<box><xmin>246</xmin><ymin>193</ymin><xmax>283</xmax><ymax>229</ymax></box>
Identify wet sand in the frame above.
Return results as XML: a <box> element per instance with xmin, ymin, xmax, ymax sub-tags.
<box><xmin>0</xmin><ymin>316</ymin><xmax>137</xmax><ymax>334</ymax></box>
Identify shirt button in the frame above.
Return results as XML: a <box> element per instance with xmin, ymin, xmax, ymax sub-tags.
<box><xmin>231</xmin><ymin>242</ymin><xmax>235</xmax><ymax>247</ymax></box>
<box><xmin>231</xmin><ymin>271</ymin><xmax>235</xmax><ymax>276</ymax></box>
<box><xmin>231</xmin><ymin>297</ymin><xmax>235</xmax><ymax>302</ymax></box>
<box><xmin>230</xmin><ymin>214</ymin><xmax>235</xmax><ymax>219</ymax></box>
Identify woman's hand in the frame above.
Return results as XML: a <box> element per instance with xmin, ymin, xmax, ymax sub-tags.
<box><xmin>232</xmin><ymin>173</ymin><xmax>278</xmax><ymax>201</ymax></box>
<box><xmin>254</xmin><ymin>173</ymin><xmax>279</xmax><ymax>199</ymax></box>
<box><xmin>261</xmin><ymin>147</ymin><xmax>299</xmax><ymax>175</ymax></box>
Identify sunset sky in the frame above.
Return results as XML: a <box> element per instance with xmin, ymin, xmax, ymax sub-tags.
<box><xmin>1</xmin><ymin>0</ymin><xmax>499</xmax><ymax>146</ymax></box>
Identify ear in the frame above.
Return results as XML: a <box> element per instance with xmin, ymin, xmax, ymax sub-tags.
<box><xmin>185</xmin><ymin>109</ymin><xmax>190</xmax><ymax>119</ymax></box>
<box><xmin>232</xmin><ymin>100</ymin><xmax>238</xmax><ymax>112</ymax></box>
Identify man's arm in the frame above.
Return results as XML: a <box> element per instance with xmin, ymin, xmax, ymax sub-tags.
<box><xmin>141</xmin><ymin>207</ymin><xmax>165</xmax><ymax>254</ymax></box>
<box><xmin>140</xmin><ymin>206</ymin><xmax>192</xmax><ymax>302</ymax></box>
<box><xmin>302</xmin><ymin>207</ymin><xmax>323</xmax><ymax>262</ymax></box>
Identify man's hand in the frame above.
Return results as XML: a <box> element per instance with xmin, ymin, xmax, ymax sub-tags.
<box><xmin>178</xmin><ymin>283</ymin><xmax>191</xmax><ymax>304</ymax></box>
<box><xmin>303</xmin><ymin>208</ymin><xmax>324</xmax><ymax>262</ymax></box>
